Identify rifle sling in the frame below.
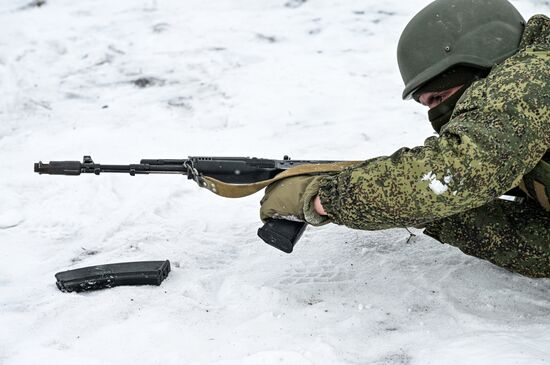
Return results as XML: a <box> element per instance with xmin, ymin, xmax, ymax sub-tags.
<box><xmin>200</xmin><ymin>161</ymin><xmax>360</xmax><ymax>198</ymax></box>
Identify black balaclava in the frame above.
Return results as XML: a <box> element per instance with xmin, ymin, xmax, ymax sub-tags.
<box><xmin>412</xmin><ymin>66</ymin><xmax>489</xmax><ymax>133</ymax></box>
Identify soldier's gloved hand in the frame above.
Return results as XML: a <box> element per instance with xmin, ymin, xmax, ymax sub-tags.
<box><xmin>260</xmin><ymin>175</ymin><xmax>330</xmax><ymax>226</ymax></box>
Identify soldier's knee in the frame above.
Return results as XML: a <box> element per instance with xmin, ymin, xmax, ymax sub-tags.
<box><xmin>423</xmin><ymin>201</ymin><xmax>550</xmax><ymax>278</ymax></box>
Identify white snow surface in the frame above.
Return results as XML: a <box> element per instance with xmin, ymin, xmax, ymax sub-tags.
<box><xmin>1</xmin><ymin>1</ymin><xmax>549</xmax><ymax>364</ymax></box>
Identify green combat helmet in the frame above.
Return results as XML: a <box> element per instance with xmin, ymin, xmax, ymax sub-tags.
<box><xmin>397</xmin><ymin>0</ymin><xmax>525</xmax><ymax>99</ymax></box>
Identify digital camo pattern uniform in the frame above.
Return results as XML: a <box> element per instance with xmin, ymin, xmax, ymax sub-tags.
<box><xmin>317</xmin><ymin>15</ymin><xmax>550</xmax><ymax>277</ymax></box>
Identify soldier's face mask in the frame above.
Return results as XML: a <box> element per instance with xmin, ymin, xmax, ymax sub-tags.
<box><xmin>412</xmin><ymin>66</ymin><xmax>487</xmax><ymax>133</ymax></box>
<box><xmin>426</xmin><ymin>85</ymin><xmax>469</xmax><ymax>133</ymax></box>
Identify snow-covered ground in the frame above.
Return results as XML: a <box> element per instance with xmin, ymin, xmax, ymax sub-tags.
<box><xmin>1</xmin><ymin>0</ymin><xmax>549</xmax><ymax>364</ymax></box>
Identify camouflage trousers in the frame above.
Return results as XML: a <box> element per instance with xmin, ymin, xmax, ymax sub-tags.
<box><xmin>424</xmin><ymin>198</ymin><xmax>550</xmax><ymax>278</ymax></box>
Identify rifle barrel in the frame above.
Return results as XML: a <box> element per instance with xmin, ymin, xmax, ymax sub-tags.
<box><xmin>34</xmin><ymin>160</ymin><xmax>188</xmax><ymax>176</ymax></box>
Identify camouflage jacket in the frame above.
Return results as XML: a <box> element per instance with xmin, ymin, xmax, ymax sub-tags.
<box><xmin>318</xmin><ymin>15</ymin><xmax>550</xmax><ymax>230</ymax></box>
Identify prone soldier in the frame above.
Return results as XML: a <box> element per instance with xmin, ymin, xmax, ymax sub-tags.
<box><xmin>260</xmin><ymin>0</ymin><xmax>550</xmax><ymax>277</ymax></box>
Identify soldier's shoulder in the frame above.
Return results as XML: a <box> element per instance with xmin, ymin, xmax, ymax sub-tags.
<box><xmin>450</xmin><ymin>41</ymin><xmax>548</xmax><ymax>131</ymax></box>
<box><xmin>520</xmin><ymin>15</ymin><xmax>550</xmax><ymax>49</ymax></box>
